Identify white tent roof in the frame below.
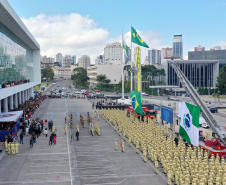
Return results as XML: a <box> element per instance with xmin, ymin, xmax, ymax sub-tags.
<box><xmin>0</xmin><ymin>111</ymin><xmax>23</xmax><ymax>122</ymax></box>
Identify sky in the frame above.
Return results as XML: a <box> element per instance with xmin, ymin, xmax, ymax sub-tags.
<box><xmin>8</xmin><ymin>0</ymin><xmax>226</xmax><ymax>64</ymax></box>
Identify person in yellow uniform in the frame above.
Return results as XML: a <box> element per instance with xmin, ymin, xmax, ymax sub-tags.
<box><xmin>11</xmin><ymin>142</ymin><xmax>15</xmax><ymax>155</ymax></box>
<box><xmin>64</xmin><ymin>123</ymin><xmax>67</xmax><ymax>135</ymax></box>
<box><xmin>143</xmin><ymin>148</ymin><xmax>147</xmax><ymax>162</ymax></box>
<box><xmin>155</xmin><ymin>159</ymin><xmax>159</xmax><ymax>174</ymax></box>
<box><xmin>115</xmin><ymin>139</ymin><xmax>118</xmax><ymax>151</ymax></box>
<box><xmin>15</xmin><ymin>142</ymin><xmax>19</xmax><ymax>154</ymax></box>
<box><xmin>121</xmin><ymin>140</ymin><xmax>125</xmax><ymax>152</ymax></box>
<box><xmin>76</xmin><ymin>124</ymin><xmax>79</xmax><ymax>132</ymax></box>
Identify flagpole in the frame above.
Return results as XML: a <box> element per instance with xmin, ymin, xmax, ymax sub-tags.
<box><xmin>122</xmin><ymin>31</ymin><xmax>125</xmax><ymax>99</ymax></box>
<box><xmin>130</xmin><ymin>25</ymin><xmax>133</xmax><ymax>91</ymax></box>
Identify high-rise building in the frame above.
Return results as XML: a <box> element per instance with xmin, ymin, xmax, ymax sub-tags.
<box><xmin>78</xmin><ymin>55</ymin><xmax>91</xmax><ymax>70</ymax></box>
<box><xmin>172</xmin><ymin>35</ymin><xmax>183</xmax><ymax>59</ymax></box>
<box><xmin>72</xmin><ymin>55</ymin><xmax>76</xmax><ymax>65</ymax></box>
<box><xmin>0</xmin><ymin>0</ymin><xmax>41</xmax><ymax>113</ymax></box>
<box><xmin>56</xmin><ymin>53</ymin><xmax>63</xmax><ymax>66</ymax></box>
<box><xmin>188</xmin><ymin>48</ymin><xmax>226</xmax><ymax>69</ymax></box>
<box><xmin>95</xmin><ymin>55</ymin><xmax>104</xmax><ymax>65</ymax></box>
<box><xmin>104</xmin><ymin>42</ymin><xmax>122</xmax><ymax>65</ymax></box>
<box><xmin>161</xmin><ymin>48</ymin><xmax>173</xmax><ymax>64</ymax></box>
<box><xmin>194</xmin><ymin>45</ymin><xmax>205</xmax><ymax>51</ymax></box>
<box><xmin>62</xmin><ymin>55</ymin><xmax>71</xmax><ymax>68</ymax></box>
<box><xmin>40</xmin><ymin>55</ymin><xmax>54</xmax><ymax>68</ymax></box>
<box><xmin>148</xmin><ymin>49</ymin><xmax>161</xmax><ymax>65</ymax></box>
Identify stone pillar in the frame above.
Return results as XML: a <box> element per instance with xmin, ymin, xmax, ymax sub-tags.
<box><xmin>21</xmin><ymin>91</ymin><xmax>24</xmax><ymax>103</ymax></box>
<box><xmin>31</xmin><ymin>87</ymin><xmax>34</xmax><ymax>98</ymax></box>
<box><xmin>14</xmin><ymin>93</ymin><xmax>18</xmax><ymax>109</ymax></box>
<box><xmin>24</xmin><ymin>90</ymin><xmax>26</xmax><ymax>103</ymax></box>
<box><xmin>18</xmin><ymin>92</ymin><xmax>22</xmax><ymax>105</ymax></box>
<box><xmin>9</xmin><ymin>95</ymin><xmax>14</xmax><ymax>110</ymax></box>
<box><xmin>3</xmin><ymin>98</ymin><xmax>8</xmax><ymax>112</ymax></box>
<box><xmin>27</xmin><ymin>89</ymin><xmax>30</xmax><ymax>100</ymax></box>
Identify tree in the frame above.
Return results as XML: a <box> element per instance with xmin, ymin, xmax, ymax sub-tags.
<box><xmin>41</xmin><ymin>65</ymin><xmax>54</xmax><ymax>80</ymax></box>
<box><xmin>96</xmin><ymin>74</ymin><xmax>107</xmax><ymax>83</ymax></box>
<box><xmin>71</xmin><ymin>67</ymin><xmax>89</xmax><ymax>88</ymax></box>
<box><xmin>217</xmin><ymin>65</ymin><xmax>226</xmax><ymax>88</ymax></box>
<box><xmin>54</xmin><ymin>62</ymin><xmax>61</xmax><ymax>67</ymax></box>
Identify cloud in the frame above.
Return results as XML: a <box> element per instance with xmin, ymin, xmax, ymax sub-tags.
<box><xmin>222</xmin><ymin>3</ymin><xmax>226</xmax><ymax>6</ymax></box>
<box><xmin>22</xmin><ymin>13</ymin><xmax>168</xmax><ymax>64</ymax></box>
<box><xmin>217</xmin><ymin>41</ymin><xmax>226</xmax><ymax>49</ymax></box>
<box><xmin>22</xmin><ymin>13</ymin><xmax>109</xmax><ymax>63</ymax></box>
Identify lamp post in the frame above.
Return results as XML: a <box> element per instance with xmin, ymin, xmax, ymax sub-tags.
<box><xmin>218</xmin><ymin>91</ymin><xmax>220</xmax><ymax>101</ymax></box>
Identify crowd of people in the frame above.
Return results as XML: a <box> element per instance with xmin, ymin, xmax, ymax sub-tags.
<box><xmin>0</xmin><ymin>79</ymin><xmax>30</xmax><ymax>89</ymax></box>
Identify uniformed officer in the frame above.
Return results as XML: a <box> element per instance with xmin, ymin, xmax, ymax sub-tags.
<box><xmin>115</xmin><ymin>139</ymin><xmax>118</xmax><ymax>151</ymax></box>
<box><xmin>155</xmin><ymin>159</ymin><xmax>159</xmax><ymax>174</ymax></box>
<box><xmin>143</xmin><ymin>148</ymin><xmax>147</xmax><ymax>162</ymax></box>
<box><xmin>121</xmin><ymin>140</ymin><xmax>125</xmax><ymax>152</ymax></box>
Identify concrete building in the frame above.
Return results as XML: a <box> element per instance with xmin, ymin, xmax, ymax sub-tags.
<box><xmin>161</xmin><ymin>60</ymin><xmax>219</xmax><ymax>88</ymax></box>
<box><xmin>72</xmin><ymin>55</ymin><xmax>76</xmax><ymax>65</ymax></box>
<box><xmin>0</xmin><ymin>0</ymin><xmax>41</xmax><ymax>113</ymax></box>
<box><xmin>40</xmin><ymin>55</ymin><xmax>54</xmax><ymax>68</ymax></box>
<box><xmin>62</xmin><ymin>55</ymin><xmax>71</xmax><ymax>68</ymax></box>
<box><xmin>95</xmin><ymin>55</ymin><xmax>104</xmax><ymax>65</ymax></box>
<box><xmin>188</xmin><ymin>49</ymin><xmax>226</xmax><ymax>69</ymax></box>
<box><xmin>56</xmin><ymin>53</ymin><xmax>63</xmax><ymax>66</ymax></box>
<box><xmin>53</xmin><ymin>67</ymin><xmax>71</xmax><ymax>79</ymax></box>
<box><xmin>173</xmin><ymin>35</ymin><xmax>183</xmax><ymax>59</ymax></box>
<box><xmin>161</xmin><ymin>47</ymin><xmax>173</xmax><ymax>64</ymax></box>
<box><xmin>104</xmin><ymin>42</ymin><xmax>122</xmax><ymax>65</ymax></box>
<box><xmin>148</xmin><ymin>49</ymin><xmax>161</xmax><ymax>65</ymax></box>
<box><xmin>78</xmin><ymin>55</ymin><xmax>90</xmax><ymax>70</ymax></box>
<box><xmin>194</xmin><ymin>45</ymin><xmax>205</xmax><ymax>51</ymax></box>
<box><xmin>87</xmin><ymin>64</ymin><xmax>124</xmax><ymax>89</ymax></box>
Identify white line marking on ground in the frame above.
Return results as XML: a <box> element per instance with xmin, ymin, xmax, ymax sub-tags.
<box><xmin>65</xmin><ymin>99</ymin><xmax>73</xmax><ymax>185</ymax></box>
<box><xmin>49</xmin><ymin>99</ymin><xmax>53</xmax><ymax>110</ymax></box>
<box><xmin>17</xmin><ymin>152</ymin><xmax>68</xmax><ymax>155</ymax></box>
<box><xmin>25</xmin><ymin>172</ymin><xmax>70</xmax><ymax>175</ymax></box>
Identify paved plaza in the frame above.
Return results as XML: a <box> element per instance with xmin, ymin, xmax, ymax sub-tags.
<box><xmin>0</xmin><ymin>98</ymin><xmax>167</xmax><ymax>185</ymax></box>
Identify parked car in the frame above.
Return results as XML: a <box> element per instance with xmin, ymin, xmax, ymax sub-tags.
<box><xmin>208</xmin><ymin>107</ymin><xmax>218</xmax><ymax>113</ymax></box>
<box><xmin>170</xmin><ymin>97</ymin><xmax>180</xmax><ymax>101</ymax></box>
<box><xmin>142</xmin><ymin>92</ymin><xmax>148</xmax><ymax>96</ymax></box>
<box><xmin>94</xmin><ymin>89</ymin><xmax>100</xmax><ymax>92</ymax></box>
<box><xmin>73</xmin><ymin>90</ymin><xmax>82</xmax><ymax>94</ymax></box>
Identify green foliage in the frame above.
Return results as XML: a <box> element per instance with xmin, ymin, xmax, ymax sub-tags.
<box><xmin>217</xmin><ymin>65</ymin><xmax>226</xmax><ymax>88</ymax></box>
<box><xmin>54</xmin><ymin>62</ymin><xmax>61</xmax><ymax>67</ymax></box>
<box><xmin>41</xmin><ymin>65</ymin><xmax>54</xmax><ymax>80</ymax></box>
<box><xmin>71</xmin><ymin>67</ymin><xmax>89</xmax><ymax>88</ymax></box>
<box><xmin>124</xmin><ymin>65</ymin><xmax>131</xmax><ymax>77</ymax></box>
<box><xmin>96</xmin><ymin>74</ymin><xmax>107</xmax><ymax>83</ymax></box>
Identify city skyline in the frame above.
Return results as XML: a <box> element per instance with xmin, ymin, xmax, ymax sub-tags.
<box><xmin>8</xmin><ymin>0</ymin><xmax>226</xmax><ymax>63</ymax></box>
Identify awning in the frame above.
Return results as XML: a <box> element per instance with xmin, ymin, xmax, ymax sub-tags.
<box><xmin>0</xmin><ymin>111</ymin><xmax>23</xmax><ymax>122</ymax></box>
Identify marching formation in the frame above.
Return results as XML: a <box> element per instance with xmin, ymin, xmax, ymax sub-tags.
<box><xmin>101</xmin><ymin>108</ymin><xmax>226</xmax><ymax>185</ymax></box>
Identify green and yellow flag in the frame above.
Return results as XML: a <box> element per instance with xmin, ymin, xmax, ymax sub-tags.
<box><xmin>131</xmin><ymin>26</ymin><xmax>149</xmax><ymax>48</ymax></box>
<box><xmin>130</xmin><ymin>91</ymin><xmax>144</xmax><ymax>115</ymax></box>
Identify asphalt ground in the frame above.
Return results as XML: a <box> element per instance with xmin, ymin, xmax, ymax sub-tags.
<box><xmin>0</xmin><ymin>97</ymin><xmax>168</xmax><ymax>185</ymax></box>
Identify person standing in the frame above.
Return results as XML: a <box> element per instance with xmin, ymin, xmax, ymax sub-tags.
<box><xmin>64</xmin><ymin>123</ymin><xmax>67</xmax><ymax>135</ymax></box>
<box><xmin>76</xmin><ymin>130</ymin><xmax>79</xmax><ymax>141</ymax></box>
<box><xmin>20</xmin><ymin>132</ymin><xmax>23</xmax><ymax>144</ymax></box>
<box><xmin>45</xmin><ymin>128</ymin><xmax>48</xmax><ymax>137</ymax></box>
<box><xmin>49</xmin><ymin>134</ymin><xmax>53</xmax><ymax>145</ymax></box>
<box><xmin>30</xmin><ymin>137</ymin><xmax>33</xmax><ymax>148</ymax></box>
<box><xmin>53</xmin><ymin>132</ymin><xmax>57</xmax><ymax>145</ymax></box>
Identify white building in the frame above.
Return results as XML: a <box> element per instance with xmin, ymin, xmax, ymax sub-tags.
<box><xmin>87</xmin><ymin>64</ymin><xmax>125</xmax><ymax>89</ymax></box>
<box><xmin>41</xmin><ymin>55</ymin><xmax>55</xmax><ymax>68</ymax></box>
<box><xmin>56</xmin><ymin>53</ymin><xmax>63</xmax><ymax>66</ymax></box>
<box><xmin>78</xmin><ymin>55</ymin><xmax>91</xmax><ymax>70</ymax></box>
<box><xmin>62</xmin><ymin>55</ymin><xmax>72</xmax><ymax>68</ymax></box>
<box><xmin>104</xmin><ymin>42</ymin><xmax>122</xmax><ymax>65</ymax></box>
<box><xmin>161</xmin><ymin>47</ymin><xmax>173</xmax><ymax>64</ymax></box>
<box><xmin>148</xmin><ymin>49</ymin><xmax>161</xmax><ymax>65</ymax></box>
<box><xmin>95</xmin><ymin>55</ymin><xmax>104</xmax><ymax>65</ymax></box>
<box><xmin>0</xmin><ymin>0</ymin><xmax>41</xmax><ymax>113</ymax></box>
<box><xmin>53</xmin><ymin>67</ymin><xmax>71</xmax><ymax>79</ymax></box>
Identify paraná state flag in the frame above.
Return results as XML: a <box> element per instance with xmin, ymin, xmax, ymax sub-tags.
<box><xmin>122</xmin><ymin>35</ymin><xmax>128</xmax><ymax>56</ymax></box>
<box><xmin>179</xmin><ymin>102</ymin><xmax>201</xmax><ymax>146</ymax></box>
<box><xmin>130</xmin><ymin>91</ymin><xmax>144</xmax><ymax>116</ymax></box>
<box><xmin>131</xmin><ymin>26</ymin><xmax>149</xmax><ymax>48</ymax></box>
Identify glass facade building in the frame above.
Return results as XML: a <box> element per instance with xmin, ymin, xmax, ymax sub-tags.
<box><xmin>0</xmin><ymin>22</ymin><xmax>34</xmax><ymax>84</ymax></box>
<box><xmin>162</xmin><ymin>60</ymin><xmax>219</xmax><ymax>88</ymax></box>
<box><xmin>172</xmin><ymin>35</ymin><xmax>183</xmax><ymax>59</ymax></box>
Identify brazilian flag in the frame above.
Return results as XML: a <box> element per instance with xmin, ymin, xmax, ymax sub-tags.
<box><xmin>130</xmin><ymin>91</ymin><xmax>144</xmax><ymax>116</ymax></box>
<box><xmin>131</xmin><ymin>26</ymin><xmax>149</xmax><ymax>48</ymax></box>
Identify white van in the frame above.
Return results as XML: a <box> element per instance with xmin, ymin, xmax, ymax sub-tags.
<box><xmin>199</xmin><ymin>117</ymin><xmax>210</xmax><ymax>128</ymax></box>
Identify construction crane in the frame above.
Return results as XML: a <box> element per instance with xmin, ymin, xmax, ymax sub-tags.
<box><xmin>169</xmin><ymin>60</ymin><xmax>226</xmax><ymax>147</ymax></box>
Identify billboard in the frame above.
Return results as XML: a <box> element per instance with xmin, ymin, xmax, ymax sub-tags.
<box><xmin>161</xmin><ymin>106</ymin><xmax>173</xmax><ymax>124</ymax></box>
